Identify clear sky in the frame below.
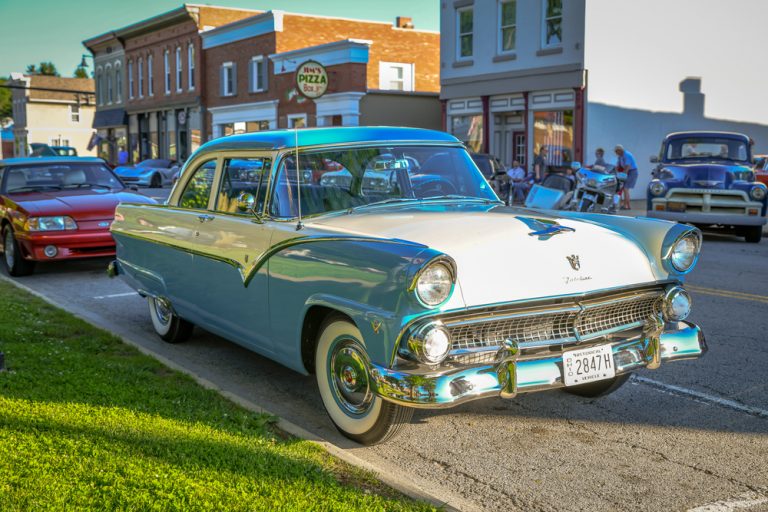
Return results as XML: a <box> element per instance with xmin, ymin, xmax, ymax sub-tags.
<box><xmin>0</xmin><ymin>0</ymin><xmax>439</xmax><ymax>77</ymax></box>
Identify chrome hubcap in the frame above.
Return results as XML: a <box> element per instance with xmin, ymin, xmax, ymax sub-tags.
<box><xmin>154</xmin><ymin>298</ymin><xmax>172</xmax><ymax>325</ymax></box>
<box><xmin>4</xmin><ymin>231</ymin><xmax>14</xmax><ymax>268</ymax></box>
<box><xmin>330</xmin><ymin>341</ymin><xmax>373</xmax><ymax>415</ymax></box>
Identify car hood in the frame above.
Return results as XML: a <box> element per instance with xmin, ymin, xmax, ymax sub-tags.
<box><xmin>307</xmin><ymin>203</ymin><xmax>660</xmax><ymax>309</ymax></box>
<box><xmin>9</xmin><ymin>189</ymin><xmax>156</xmax><ymax>220</ymax></box>
<box><xmin>661</xmin><ymin>162</ymin><xmax>752</xmax><ymax>188</ymax></box>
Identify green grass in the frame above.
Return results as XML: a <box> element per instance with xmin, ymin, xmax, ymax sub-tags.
<box><xmin>0</xmin><ymin>281</ymin><xmax>436</xmax><ymax>512</ymax></box>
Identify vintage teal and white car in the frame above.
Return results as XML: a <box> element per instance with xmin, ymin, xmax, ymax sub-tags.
<box><xmin>109</xmin><ymin>127</ymin><xmax>707</xmax><ymax>445</ymax></box>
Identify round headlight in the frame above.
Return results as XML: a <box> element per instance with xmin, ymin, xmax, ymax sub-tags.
<box><xmin>750</xmin><ymin>186</ymin><xmax>766</xmax><ymax>200</ymax></box>
<box><xmin>415</xmin><ymin>262</ymin><xmax>454</xmax><ymax>307</ymax></box>
<box><xmin>650</xmin><ymin>181</ymin><xmax>666</xmax><ymax>197</ymax></box>
<box><xmin>669</xmin><ymin>232</ymin><xmax>700</xmax><ymax>272</ymax></box>
<box><xmin>407</xmin><ymin>323</ymin><xmax>451</xmax><ymax>364</ymax></box>
<box><xmin>663</xmin><ymin>287</ymin><xmax>692</xmax><ymax>321</ymax></box>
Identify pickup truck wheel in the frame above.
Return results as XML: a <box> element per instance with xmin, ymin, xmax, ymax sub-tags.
<box><xmin>2</xmin><ymin>227</ymin><xmax>35</xmax><ymax>277</ymax></box>
<box><xmin>744</xmin><ymin>226</ymin><xmax>763</xmax><ymax>243</ymax></box>
<box><xmin>562</xmin><ymin>373</ymin><xmax>630</xmax><ymax>398</ymax></box>
<box><xmin>315</xmin><ymin>317</ymin><xmax>413</xmax><ymax>445</ymax></box>
<box><xmin>150</xmin><ymin>173</ymin><xmax>162</xmax><ymax>188</ymax></box>
<box><xmin>148</xmin><ymin>296</ymin><xmax>193</xmax><ymax>343</ymax></box>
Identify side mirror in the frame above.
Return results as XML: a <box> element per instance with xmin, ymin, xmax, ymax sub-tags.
<box><xmin>650</xmin><ymin>156</ymin><xmax>659</xmax><ymax>163</ymax></box>
<box><xmin>236</xmin><ymin>192</ymin><xmax>256</xmax><ymax>213</ymax></box>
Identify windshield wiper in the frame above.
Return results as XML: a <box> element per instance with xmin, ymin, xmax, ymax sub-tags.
<box><xmin>421</xmin><ymin>194</ymin><xmax>501</xmax><ymax>203</ymax></box>
<box><xmin>347</xmin><ymin>197</ymin><xmax>423</xmax><ymax>213</ymax></box>
<box><xmin>7</xmin><ymin>185</ymin><xmax>62</xmax><ymax>193</ymax></box>
<box><xmin>63</xmin><ymin>183</ymin><xmax>112</xmax><ymax>190</ymax></box>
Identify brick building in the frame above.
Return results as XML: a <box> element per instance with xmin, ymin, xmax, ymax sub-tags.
<box><xmin>113</xmin><ymin>4</ymin><xmax>259</xmax><ymax>163</ymax></box>
<box><xmin>201</xmin><ymin>10</ymin><xmax>441</xmax><ymax>137</ymax></box>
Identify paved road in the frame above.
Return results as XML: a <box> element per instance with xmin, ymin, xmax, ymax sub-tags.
<box><xmin>5</xmin><ymin>191</ymin><xmax>768</xmax><ymax>511</ymax></box>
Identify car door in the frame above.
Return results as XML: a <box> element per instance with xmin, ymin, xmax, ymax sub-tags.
<box><xmin>183</xmin><ymin>154</ymin><xmax>275</xmax><ymax>353</ymax></box>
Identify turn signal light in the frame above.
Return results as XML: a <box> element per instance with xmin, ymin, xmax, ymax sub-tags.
<box><xmin>655</xmin><ymin>204</ymin><xmax>666</xmax><ymax>211</ymax></box>
<box><xmin>748</xmin><ymin>209</ymin><xmax>759</xmax><ymax>216</ymax></box>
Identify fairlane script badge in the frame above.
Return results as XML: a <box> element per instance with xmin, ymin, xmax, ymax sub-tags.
<box><xmin>566</xmin><ymin>254</ymin><xmax>580</xmax><ymax>271</ymax></box>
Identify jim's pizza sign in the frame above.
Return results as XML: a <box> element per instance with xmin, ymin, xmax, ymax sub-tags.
<box><xmin>295</xmin><ymin>60</ymin><xmax>328</xmax><ymax>99</ymax></box>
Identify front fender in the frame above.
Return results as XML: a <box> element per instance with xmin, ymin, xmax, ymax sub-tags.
<box><xmin>267</xmin><ymin>238</ymin><xmax>452</xmax><ymax>372</ymax></box>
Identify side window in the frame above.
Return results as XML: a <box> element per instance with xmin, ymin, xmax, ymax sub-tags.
<box><xmin>179</xmin><ymin>160</ymin><xmax>217</xmax><ymax>210</ymax></box>
<box><xmin>216</xmin><ymin>157</ymin><xmax>271</xmax><ymax>214</ymax></box>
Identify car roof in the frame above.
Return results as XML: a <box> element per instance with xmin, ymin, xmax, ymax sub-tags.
<box><xmin>664</xmin><ymin>131</ymin><xmax>750</xmax><ymax>141</ymax></box>
<box><xmin>0</xmin><ymin>156</ymin><xmax>105</xmax><ymax>166</ymax></box>
<box><xmin>194</xmin><ymin>126</ymin><xmax>461</xmax><ymax>156</ymax></box>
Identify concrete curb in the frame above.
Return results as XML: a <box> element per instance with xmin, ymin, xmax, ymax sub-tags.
<box><xmin>0</xmin><ymin>274</ymin><xmax>469</xmax><ymax>512</ymax></box>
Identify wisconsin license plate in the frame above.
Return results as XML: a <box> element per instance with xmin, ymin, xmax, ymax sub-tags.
<box><xmin>563</xmin><ymin>345</ymin><xmax>615</xmax><ymax>386</ymax></box>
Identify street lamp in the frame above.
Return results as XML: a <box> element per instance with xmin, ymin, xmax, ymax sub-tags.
<box><xmin>79</xmin><ymin>54</ymin><xmax>94</xmax><ymax>68</ymax></box>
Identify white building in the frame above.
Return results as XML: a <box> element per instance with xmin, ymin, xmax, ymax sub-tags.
<box><xmin>440</xmin><ymin>0</ymin><xmax>768</xmax><ymax>196</ymax></box>
<box><xmin>8</xmin><ymin>73</ymin><xmax>96</xmax><ymax>157</ymax></box>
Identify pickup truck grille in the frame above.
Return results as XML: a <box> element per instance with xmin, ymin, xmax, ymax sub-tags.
<box><xmin>445</xmin><ymin>289</ymin><xmax>663</xmax><ymax>357</ymax></box>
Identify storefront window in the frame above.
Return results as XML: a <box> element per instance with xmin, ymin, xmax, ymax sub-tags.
<box><xmin>533</xmin><ymin>110</ymin><xmax>573</xmax><ymax>167</ymax></box>
<box><xmin>246</xmin><ymin>120</ymin><xmax>270</xmax><ymax>132</ymax></box>
<box><xmin>451</xmin><ymin>114</ymin><xmax>483</xmax><ymax>153</ymax></box>
<box><xmin>189</xmin><ymin>108</ymin><xmax>201</xmax><ymax>153</ymax></box>
<box><xmin>166</xmin><ymin>110</ymin><xmax>176</xmax><ymax>160</ymax></box>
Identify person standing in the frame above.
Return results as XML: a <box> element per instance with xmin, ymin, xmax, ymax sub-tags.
<box><xmin>614</xmin><ymin>144</ymin><xmax>638</xmax><ymax>209</ymax></box>
<box><xmin>117</xmin><ymin>146</ymin><xmax>129</xmax><ymax>165</ymax></box>
<box><xmin>593</xmin><ymin>147</ymin><xmax>608</xmax><ymax>168</ymax></box>
<box><xmin>533</xmin><ymin>146</ymin><xmax>549</xmax><ymax>182</ymax></box>
<box><xmin>506</xmin><ymin>160</ymin><xmax>531</xmax><ymax>204</ymax></box>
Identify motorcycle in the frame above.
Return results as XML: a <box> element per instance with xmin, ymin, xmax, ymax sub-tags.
<box><xmin>524</xmin><ymin>164</ymin><xmax>579</xmax><ymax>210</ymax></box>
<box><xmin>571</xmin><ymin>164</ymin><xmax>627</xmax><ymax>213</ymax></box>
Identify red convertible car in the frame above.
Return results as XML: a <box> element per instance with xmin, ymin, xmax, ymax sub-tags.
<box><xmin>0</xmin><ymin>157</ymin><xmax>155</xmax><ymax>276</ymax></box>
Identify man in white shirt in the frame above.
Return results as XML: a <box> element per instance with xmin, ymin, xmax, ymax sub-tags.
<box><xmin>507</xmin><ymin>160</ymin><xmax>531</xmax><ymax>204</ymax></box>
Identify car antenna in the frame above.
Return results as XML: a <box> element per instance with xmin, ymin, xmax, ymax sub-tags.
<box><xmin>295</xmin><ymin>127</ymin><xmax>304</xmax><ymax>231</ymax></box>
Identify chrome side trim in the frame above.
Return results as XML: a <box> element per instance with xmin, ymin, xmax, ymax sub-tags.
<box><xmin>112</xmin><ymin>227</ymin><xmax>425</xmax><ymax>287</ymax></box>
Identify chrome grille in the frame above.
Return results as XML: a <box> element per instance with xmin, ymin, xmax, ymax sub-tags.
<box><xmin>446</xmin><ymin>290</ymin><xmax>662</xmax><ymax>354</ymax></box>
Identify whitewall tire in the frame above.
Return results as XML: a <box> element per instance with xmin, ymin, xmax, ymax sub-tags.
<box><xmin>315</xmin><ymin>316</ymin><xmax>413</xmax><ymax>445</ymax></box>
<box><xmin>148</xmin><ymin>296</ymin><xmax>193</xmax><ymax>343</ymax></box>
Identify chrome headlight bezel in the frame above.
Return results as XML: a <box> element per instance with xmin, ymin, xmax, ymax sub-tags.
<box><xmin>27</xmin><ymin>216</ymin><xmax>78</xmax><ymax>232</ymax></box>
<box><xmin>750</xmin><ymin>185</ymin><xmax>767</xmax><ymax>201</ymax></box>
<box><xmin>410</xmin><ymin>257</ymin><xmax>456</xmax><ymax>308</ymax></box>
<box><xmin>665</xmin><ymin>229</ymin><xmax>702</xmax><ymax>274</ymax></box>
<box><xmin>649</xmin><ymin>181</ymin><xmax>666</xmax><ymax>197</ymax></box>
<box><xmin>406</xmin><ymin>321</ymin><xmax>452</xmax><ymax>365</ymax></box>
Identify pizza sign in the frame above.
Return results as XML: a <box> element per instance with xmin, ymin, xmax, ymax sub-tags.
<box><xmin>295</xmin><ymin>60</ymin><xmax>328</xmax><ymax>99</ymax></box>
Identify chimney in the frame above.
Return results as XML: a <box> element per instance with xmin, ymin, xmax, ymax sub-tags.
<box><xmin>679</xmin><ymin>77</ymin><xmax>704</xmax><ymax>118</ymax></box>
<box><xmin>396</xmin><ymin>16</ymin><xmax>414</xmax><ymax>29</ymax></box>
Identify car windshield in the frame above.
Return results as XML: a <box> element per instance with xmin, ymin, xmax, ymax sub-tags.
<box><xmin>270</xmin><ymin>145</ymin><xmax>498</xmax><ymax>218</ymax></box>
<box><xmin>665</xmin><ymin>137</ymin><xmax>749</xmax><ymax>163</ymax></box>
<box><xmin>137</xmin><ymin>159</ymin><xmax>171</xmax><ymax>168</ymax></box>
<box><xmin>3</xmin><ymin>162</ymin><xmax>124</xmax><ymax>194</ymax></box>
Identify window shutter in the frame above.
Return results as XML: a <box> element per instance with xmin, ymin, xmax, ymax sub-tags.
<box><xmin>231</xmin><ymin>62</ymin><xmax>237</xmax><ymax>96</ymax></box>
<box><xmin>248</xmin><ymin>60</ymin><xmax>254</xmax><ymax>93</ymax></box>
<box><xmin>262</xmin><ymin>59</ymin><xmax>268</xmax><ymax>91</ymax></box>
<box><xmin>220</xmin><ymin>66</ymin><xmax>225</xmax><ymax>96</ymax></box>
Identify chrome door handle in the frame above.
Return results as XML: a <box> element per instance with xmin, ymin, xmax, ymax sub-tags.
<box><xmin>197</xmin><ymin>214</ymin><xmax>215</xmax><ymax>223</ymax></box>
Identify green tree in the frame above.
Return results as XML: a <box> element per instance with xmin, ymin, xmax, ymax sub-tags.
<box><xmin>0</xmin><ymin>78</ymin><xmax>11</xmax><ymax>119</ymax></box>
<box><xmin>73</xmin><ymin>66</ymin><xmax>88</xmax><ymax>79</ymax></box>
<box><xmin>24</xmin><ymin>62</ymin><xmax>59</xmax><ymax>76</ymax></box>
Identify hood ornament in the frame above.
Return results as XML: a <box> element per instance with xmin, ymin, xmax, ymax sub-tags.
<box><xmin>566</xmin><ymin>255</ymin><xmax>580</xmax><ymax>271</ymax></box>
<box><xmin>516</xmin><ymin>216</ymin><xmax>576</xmax><ymax>240</ymax></box>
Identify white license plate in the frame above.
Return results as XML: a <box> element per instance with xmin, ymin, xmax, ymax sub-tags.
<box><xmin>563</xmin><ymin>345</ymin><xmax>615</xmax><ymax>386</ymax></box>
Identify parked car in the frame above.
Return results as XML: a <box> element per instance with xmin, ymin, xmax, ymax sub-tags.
<box><xmin>50</xmin><ymin>146</ymin><xmax>78</xmax><ymax>157</ymax></box>
<box><xmin>0</xmin><ymin>157</ymin><xmax>156</xmax><ymax>276</ymax></box>
<box><xmin>113</xmin><ymin>158</ymin><xmax>177</xmax><ymax>188</ymax></box>
<box><xmin>110</xmin><ymin>127</ymin><xmax>706</xmax><ymax>445</ymax></box>
<box><xmin>647</xmin><ymin>131</ymin><xmax>767</xmax><ymax>243</ymax></box>
<box><xmin>29</xmin><ymin>143</ymin><xmax>57</xmax><ymax>157</ymax></box>
<box><xmin>753</xmin><ymin>154</ymin><xmax>768</xmax><ymax>186</ymax></box>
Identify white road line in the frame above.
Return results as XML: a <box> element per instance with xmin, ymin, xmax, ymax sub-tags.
<box><xmin>632</xmin><ymin>375</ymin><xmax>768</xmax><ymax>419</ymax></box>
<box><xmin>688</xmin><ymin>492</ymin><xmax>768</xmax><ymax>512</ymax></box>
<box><xmin>92</xmin><ymin>292</ymin><xmax>139</xmax><ymax>300</ymax></box>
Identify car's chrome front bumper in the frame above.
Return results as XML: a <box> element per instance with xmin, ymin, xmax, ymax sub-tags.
<box><xmin>370</xmin><ymin>321</ymin><xmax>705</xmax><ymax>408</ymax></box>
